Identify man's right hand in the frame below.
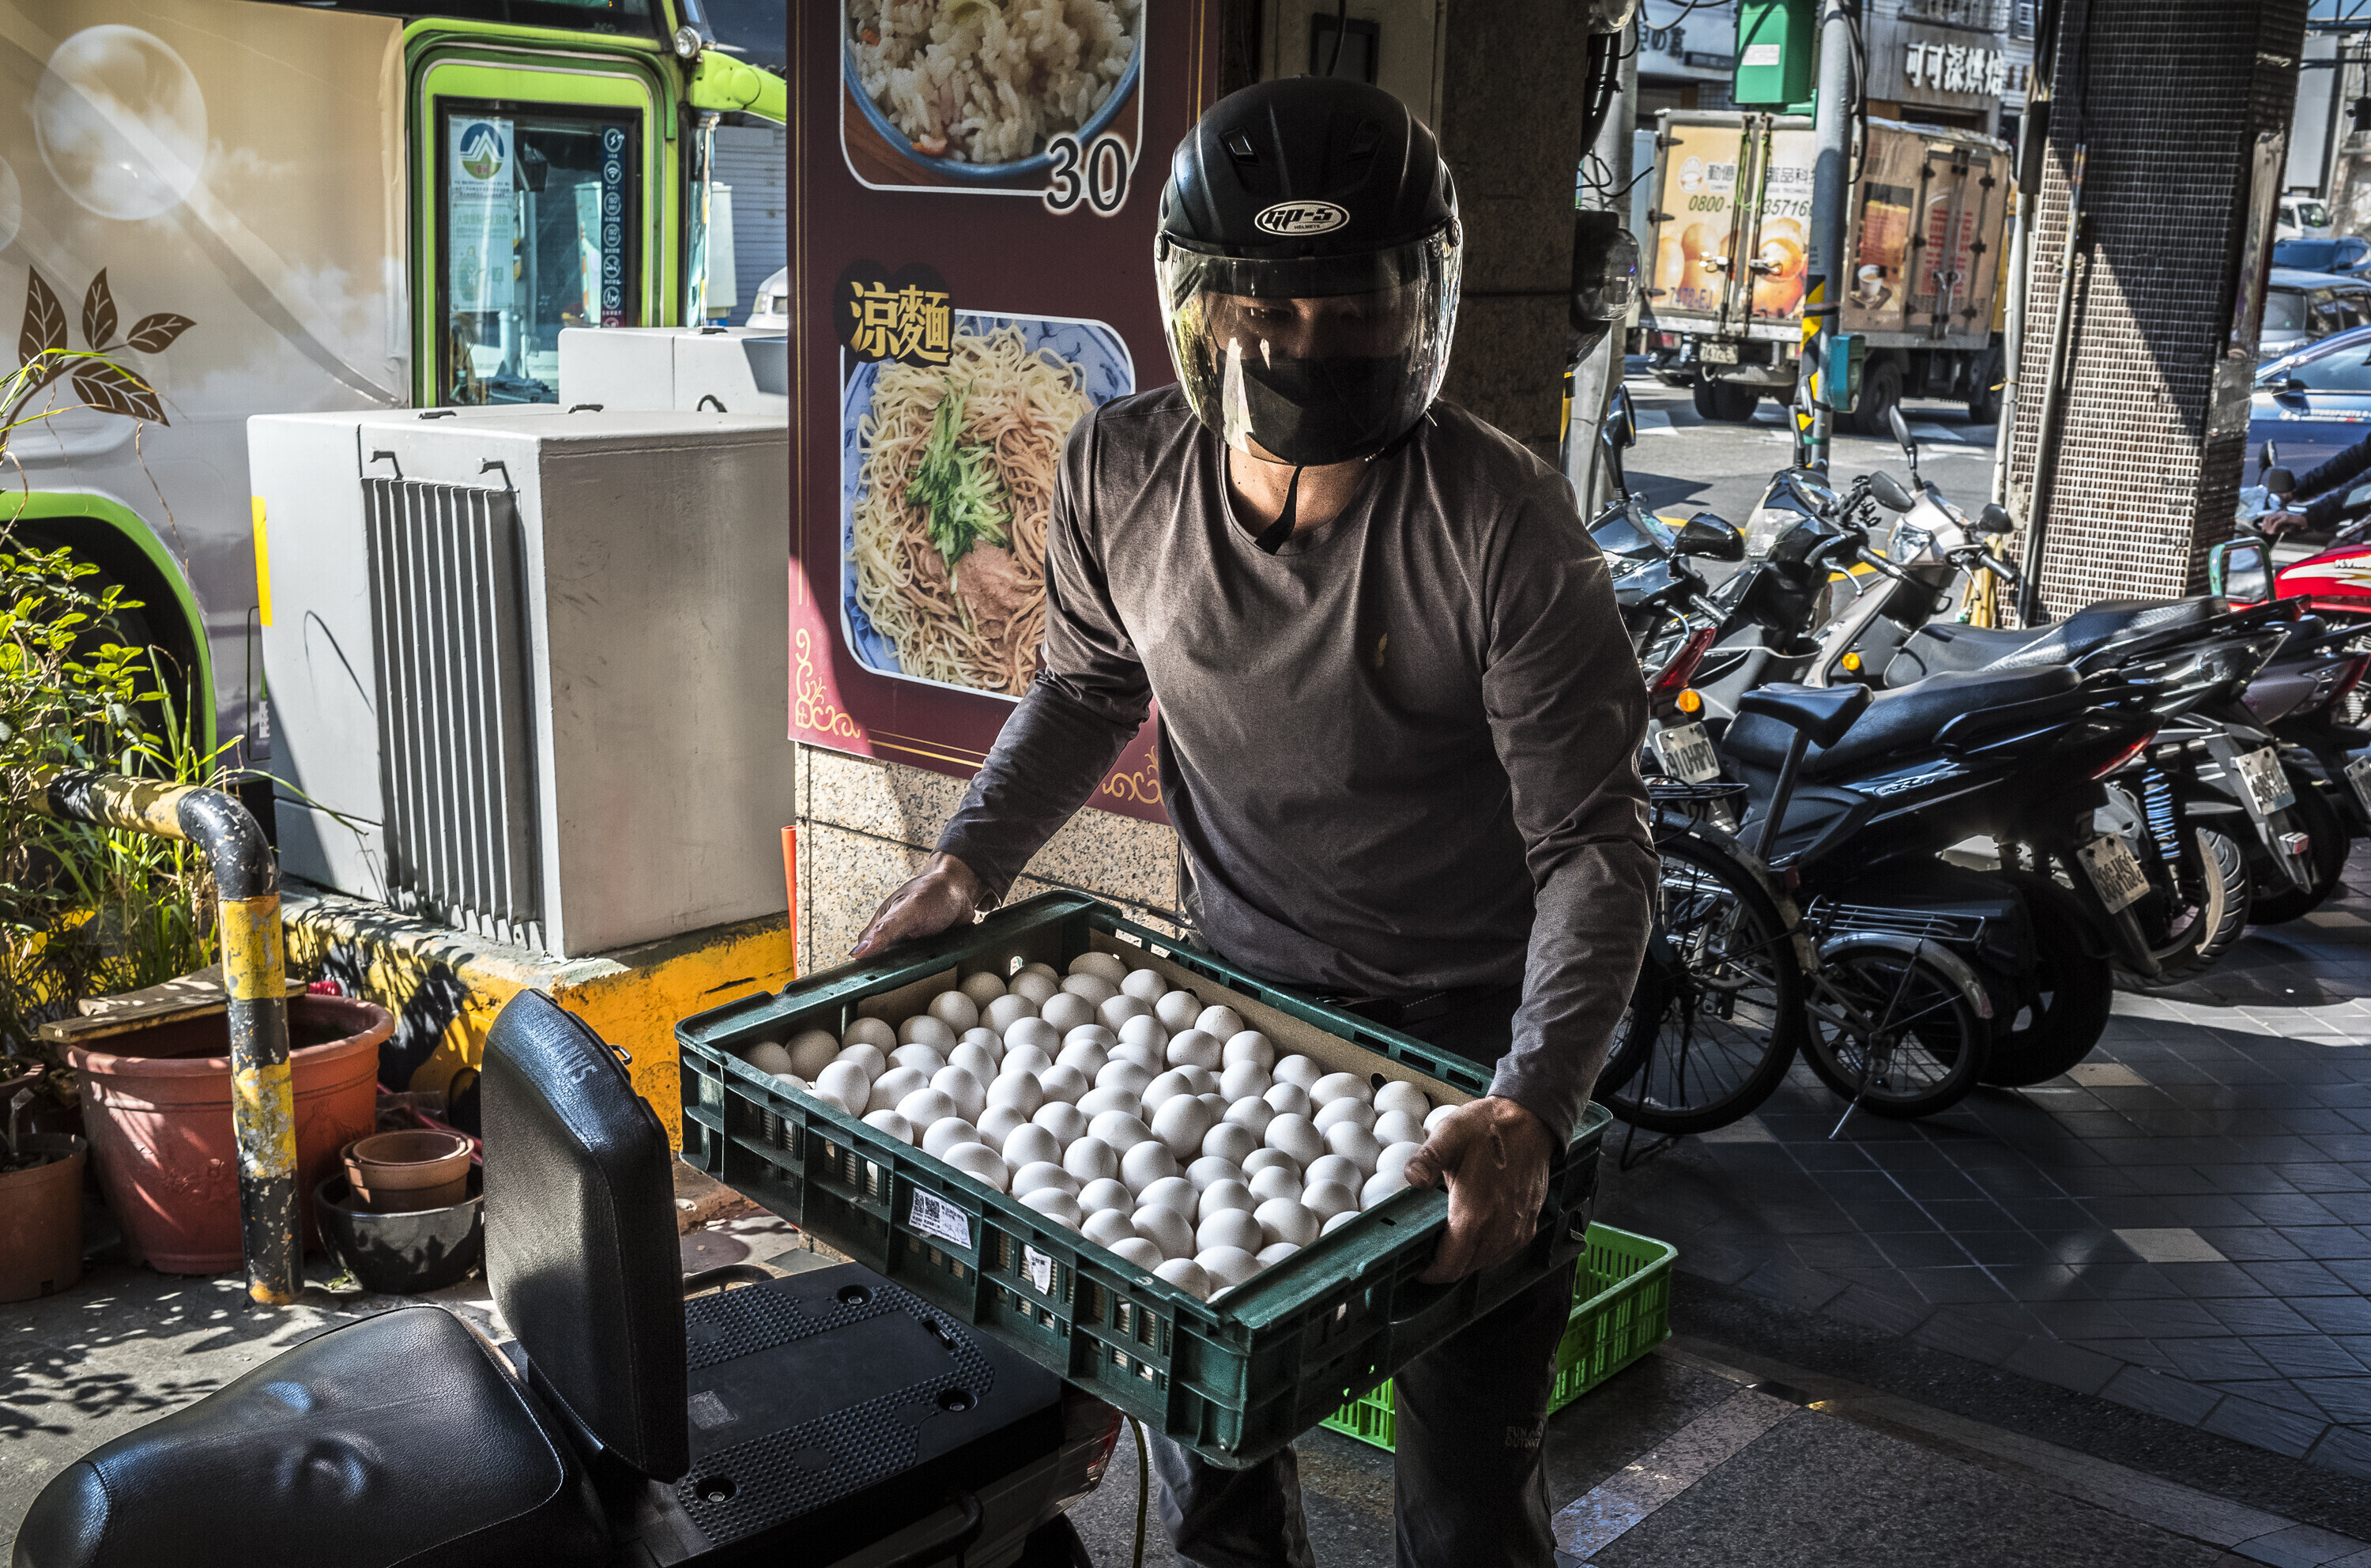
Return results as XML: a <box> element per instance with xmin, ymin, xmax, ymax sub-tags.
<box><xmin>850</xmin><ymin>852</ymin><xmax>986</xmax><ymax>959</ymax></box>
<box><xmin>2262</xmin><ymin>509</ymin><xmax>2309</xmax><ymax>536</ymax></box>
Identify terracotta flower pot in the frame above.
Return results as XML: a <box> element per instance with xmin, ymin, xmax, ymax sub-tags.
<box><xmin>68</xmin><ymin>997</ymin><xmax>393</xmax><ymax>1273</ymax></box>
<box><xmin>343</xmin><ymin>1129</ymin><xmax>473</xmax><ymax>1212</ymax></box>
<box><xmin>0</xmin><ymin>1134</ymin><xmax>87</xmax><ymax>1302</ymax></box>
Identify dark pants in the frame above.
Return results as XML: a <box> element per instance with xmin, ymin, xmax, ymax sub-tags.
<box><xmin>1148</xmin><ymin>982</ymin><xmax>1574</xmax><ymax>1568</ymax></box>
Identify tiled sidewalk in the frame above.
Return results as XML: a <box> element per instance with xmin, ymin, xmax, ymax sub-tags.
<box><xmin>1598</xmin><ymin>847</ymin><xmax>2371</xmax><ymax>1480</ymax></box>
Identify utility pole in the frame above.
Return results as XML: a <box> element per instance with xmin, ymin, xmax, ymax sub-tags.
<box><xmin>1805</xmin><ymin>0</ymin><xmax>1856</xmax><ymax>468</ymax></box>
<box><xmin>1565</xmin><ymin>17</ymin><xmax>1638</xmax><ymax>514</ymax></box>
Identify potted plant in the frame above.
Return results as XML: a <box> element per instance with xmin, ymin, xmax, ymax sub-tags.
<box><xmin>0</xmin><ymin>1068</ymin><xmax>86</xmax><ymax>1301</ymax></box>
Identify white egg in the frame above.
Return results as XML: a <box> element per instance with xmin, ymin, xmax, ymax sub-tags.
<box><xmin>1100</xmin><ymin>993</ymin><xmax>1154</xmax><ymax>1031</ymax></box>
<box><xmin>1003</xmin><ymin>1045</ymin><xmax>1055</xmax><ymax>1083</ymax></box>
<box><xmin>1003</xmin><ymin>1124</ymin><xmax>1061</xmax><ymax>1169</ymax></box>
<box><xmin>1222</xmin><ymin>1031</ymin><xmax>1276</xmax><ymax>1070</ymax></box>
<box><xmin>1038</xmin><ymin>993</ymin><xmax>1095</xmax><ymax>1035</ymax></box>
<box><xmin>944</xmin><ymin>1144</ymin><xmax>1008</xmax><ymax>1192</ymax></box>
<box><xmin>959</xmin><ymin>971</ymin><xmax>1008</xmax><ymax>1008</ymax></box>
<box><xmin>1424</xmin><ymin>1102</ymin><xmax>1458</xmax><ymax>1134</ymax></box>
<box><xmin>808</xmin><ymin>1084</ymin><xmax>856</xmax><ymax>1115</ymax></box>
<box><xmin>1080</xmin><ymin>1178</ymin><xmax>1135</xmax><ymax>1216</ymax></box>
<box><xmin>1376</xmin><ymin>1143</ymin><xmax>1422</xmax><ymax>1185</ymax></box>
<box><xmin>1064</xmin><ymin>1136</ymin><xmax>1119</xmax><ymax>1184</ymax></box>
<box><xmin>1111</xmin><ymin>1236</ymin><xmax>1166</xmax><ymax>1271</ymax></box>
<box><xmin>1059</xmin><ymin>1026</ymin><xmax>1114</xmax><ymax>1063</ymax></box>
<box><xmin>1061</xmin><ymin>973</ymin><xmax>1120</xmax><ymax>1009</ymax></box>
<box><xmin>1068</xmin><ymin>951</ymin><xmax>1129</xmax><ymax>985</ymax></box>
<box><xmin>1194</xmin><ymin>1005</ymin><xmax>1245</xmax><ymax>1040</ymax></box>
<box><xmin>1265</xmin><ymin>1083</ymin><xmax>1313</xmax><ymax>1120</ymax></box>
<box><xmin>891</xmin><ymin>1043</ymin><xmax>948</xmax><ymax>1076</ymax></box>
<box><xmin>1327</xmin><ymin>1123</ymin><xmax>1382</xmax><ymax>1174</ymax></box>
<box><xmin>928</xmin><ymin>991</ymin><xmax>981</xmax><ymax>1034</ymax></box>
<box><xmin>1373</xmin><ymin>1110</ymin><xmax>1425</xmax><ymax>1147</ymax></box>
<box><xmin>1137</xmin><ymin>1176</ymin><xmax>1201</xmax><ymax>1217</ymax></box>
<box><xmin>1256</xmin><ymin>1241</ymin><xmax>1300</xmax><ymax>1268</ymax></box>
<box><xmin>862</xmin><ymin>1109</ymin><xmax>917</xmax><ymax>1144</ymax></box>
<box><xmin>1253</xmin><ymin>1199</ymin><xmax>1317</xmax><ymax>1249</ymax></box>
<box><xmin>1038</xmin><ymin>1064</ymin><xmax>1091</xmax><ymax>1105</ymax></box>
<box><xmin>835</xmin><ymin>1042</ymin><xmax>889</xmax><ymax>1081</ymax></box>
<box><xmin>1035</xmin><ymin>1100</ymin><xmax>1090</xmax><ymax>1144</ymax></box>
<box><xmin>1198</xmin><ymin>1246</ymin><xmax>1261</xmax><ymax>1292</ymax></box>
<box><xmin>1266</xmin><ymin>1114</ymin><xmax>1324</xmax><ymax>1165</ymax></box>
<box><xmin>1374</xmin><ymin>1080</ymin><xmax>1430</xmax><ymax>1118</ymax></box>
<box><xmin>1363</xmin><ymin>1169</ymin><xmax>1412</xmax><ymax>1208</ymax></box>
<box><xmin>1012</xmin><ymin>971</ymin><xmax>1061</xmax><ymax>1006</ymax></box>
<box><xmin>1242</xmin><ymin>1147</ymin><xmax>1301</xmax><ymax>1179</ymax></box>
<box><xmin>744</xmin><ymin>1039</ymin><xmax>794</xmax><ymax>1077</ymax></box>
<box><xmin>1020</xmin><ymin>1188</ymin><xmax>1083</xmax><ymax>1230</ymax></box>
<box><xmin>1084</xmin><ymin>1208</ymin><xmax>1138</xmax><ymax>1250</ymax></box>
<box><xmin>976</xmin><ymin>1105</ymin><xmax>1030</xmax><ymax>1147</ymax></box>
<box><xmin>1019</xmin><ymin>961</ymin><xmax>1061</xmax><ymax>983</ymax></box>
<box><xmin>815</xmin><ymin>1061</ymin><xmax>872</xmax><ymax>1112</ymax></box>
<box><xmin>1116</xmin><ymin>1014</ymin><xmax>1170</xmax><ymax>1057</ymax></box>
<box><xmin>1310</xmin><ymin>1072</ymin><xmax>1373</xmax><ymax>1107</ymax></box>
<box><xmin>899</xmin><ymin>1016</ymin><xmax>958</xmax><ymax>1052</ymax></box>
<box><xmin>986</xmin><ymin>1072</ymin><xmax>1044</xmax><ymax>1118</ymax></box>
<box><xmin>1088</xmin><ymin>1110</ymin><xmax>1154</xmax><ymax>1150</ymax></box>
<box><xmin>1155</xmin><ymin>990</ymin><xmax>1203</xmax><ymax>1032</ymax></box>
<box><xmin>1121</xmin><ymin>967</ymin><xmax>1167</xmax><ymax>1002</ymax></box>
<box><xmin>1246</xmin><ymin>1164</ymin><xmax>1302</xmax><ymax>1204</ymax></box>
<box><xmin>1201</xmin><ymin>1121</ymin><xmax>1258</xmax><ymax>1166</ymax></box>
<box><xmin>1135</xmin><ymin>1205</ymin><xmax>1197</xmax><ymax>1261</ymax></box>
<box><xmin>1076</xmin><ymin>1085</ymin><xmax>1143</xmax><ymax>1120</ymax></box>
<box><xmin>1005</xmin><ymin>1020</ymin><xmax>1061</xmax><ymax>1059</ymax></box>
<box><xmin>1141</xmin><ymin>1069</ymin><xmax>1195</xmax><ymax>1112</ymax></box>
<box><xmin>1223</xmin><ymin>1098</ymin><xmax>1276</xmax><ymax>1139</ymax></box>
<box><xmin>1273</xmin><ymin>1055</ymin><xmax>1323</xmax><ymax>1092</ymax></box>
<box><xmin>1152</xmin><ymin>1095</ymin><xmax>1217</xmax><ymax>1159</ymax></box>
<box><xmin>1186</xmin><ymin>1155</ymin><xmax>1242</xmax><ymax>1192</ymax></box>
<box><xmin>1121</xmin><ymin>1140</ymin><xmax>1179</xmax><ymax>1193</ymax></box>
<box><xmin>1096</xmin><ymin>1060</ymin><xmax>1153</xmax><ymax>1095</ymax></box>
<box><xmin>1219</xmin><ymin>1061</ymin><xmax>1273</xmax><ymax>1102</ymax></box>
<box><xmin>900</xmin><ymin>1087</ymin><xmax>959</xmax><ymax>1129</ymax></box>
<box><xmin>1155</xmin><ymin>1257</ymin><xmax>1213</xmax><ymax>1299</ymax></box>
<box><xmin>1166</xmin><ymin>1028</ymin><xmax>1222</xmax><ymax>1071</ymax></box>
<box><xmin>1301</xmin><ymin>1179</ymin><xmax>1359</xmax><ymax>1221</ymax></box>
<box><xmin>932</xmin><ymin>1066</ymin><xmax>987</xmax><ymax>1123</ymax></box>
<box><xmin>1305</xmin><ymin>1155</ymin><xmax>1363</xmax><ymax>1193</ymax></box>
<box><xmin>1012</xmin><ymin>1161</ymin><xmax>1079</xmax><ymax>1199</ymax></box>
<box><xmin>949</xmin><ymin>1042</ymin><xmax>1001</xmax><ymax>1087</ymax></box>
<box><xmin>959</xmin><ymin>1027</ymin><xmax>1005</xmax><ymax>1064</ymax></box>
<box><xmin>1197</xmin><ymin>1180</ymin><xmax>1257</xmax><ymax>1223</ymax></box>
<box><xmin>865</xmin><ymin>1066</ymin><xmax>927</xmax><ymax>1116</ymax></box>
<box><xmin>1314</xmin><ymin>1099</ymin><xmax>1377</xmax><ymax>1136</ymax></box>
<box><xmin>787</xmin><ymin>1029</ymin><xmax>841</xmax><ymax>1078</ymax></box>
<box><xmin>1196</xmin><ymin>1208</ymin><xmax>1263</xmax><ymax>1256</ymax></box>
<box><xmin>1321</xmin><ymin>1211</ymin><xmax>1359</xmax><ymax>1236</ymax></box>
<box><xmin>985</xmin><ymin>994</ymin><xmax>1038</xmax><ymax>1036</ymax></box>
<box><xmin>842</xmin><ymin>1017</ymin><xmax>897</xmax><ymax>1053</ymax></box>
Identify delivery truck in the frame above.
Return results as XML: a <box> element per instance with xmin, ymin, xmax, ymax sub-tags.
<box><xmin>1640</xmin><ymin>110</ymin><xmax>2010</xmax><ymax>435</ymax></box>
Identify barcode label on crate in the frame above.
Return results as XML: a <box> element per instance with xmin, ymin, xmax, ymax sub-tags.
<box><xmin>908</xmin><ymin>1189</ymin><xmax>973</xmax><ymax>1250</ymax></box>
<box><xmin>1023</xmin><ymin>1246</ymin><xmax>1057</xmax><ymax>1295</ymax></box>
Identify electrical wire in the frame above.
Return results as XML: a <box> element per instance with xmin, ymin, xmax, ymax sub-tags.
<box><xmin>1129</xmin><ymin>1419</ymin><xmax>1149</xmax><ymax>1568</ymax></box>
<box><xmin>1324</xmin><ymin>0</ymin><xmax>1348</xmax><ymax>77</ymax></box>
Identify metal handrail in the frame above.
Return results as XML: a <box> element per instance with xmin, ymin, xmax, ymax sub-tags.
<box><xmin>16</xmin><ymin>765</ymin><xmax>298</xmax><ymax>1305</ymax></box>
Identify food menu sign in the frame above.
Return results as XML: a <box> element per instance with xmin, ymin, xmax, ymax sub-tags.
<box><xmin>788</xmin><ymin>0</ymin><xmax>1220</xmax><ymax>825</ymax></box>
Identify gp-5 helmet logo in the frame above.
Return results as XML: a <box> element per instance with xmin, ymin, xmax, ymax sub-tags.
<box><xmin>1253</xmin><ymin>201</ymin><xmax>1350</xmax><ymax>236</ymax></box>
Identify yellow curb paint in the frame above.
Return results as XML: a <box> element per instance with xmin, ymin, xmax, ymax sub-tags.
<box><xmin>232</xmin><ymin>1059</ymin><xmax>298</xmax><ymax>1179</ymax></box>
<box><xmin>221</xmin><ymin>895</ymin><xmax>287</xmax><ymax>1001</ymax></box>
<box><xmin>252</xmin><ymin>497</ymin><xmax>273</xmax><ymax>628</ymax></box>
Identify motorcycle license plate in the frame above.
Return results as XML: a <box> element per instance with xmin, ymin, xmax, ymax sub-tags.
<box><xmin>2079</xmin><ymin>833</ymin><xmax>2151</xmax><ymax>914</ymax></box>
<box><xmin>2348</xmin><ymin>756</ymin><xmax>2371</xmax><ymax>819</ymax></box>
<box><xmin>2233</xmin><ymin>745</ymin><xmax>2295</xmax><ymax>816</ymax></box>
<box><xmin>1656</xmin><ymin>722</ymin><xmax>1722</xmax><ymax>784</ymax></box>
<box><xmin>1700</xmin><ymin>341</ymin><xmax>1740</xmax><ymax>364</ymax></box>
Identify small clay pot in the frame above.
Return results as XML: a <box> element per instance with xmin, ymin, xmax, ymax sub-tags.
<box><xmin>343</xmin><ymin>1129</ymin><xmax>474</xmax><ymax>1213</ymax></box>
<box><xmin>316</xmin><ymin>1171</ymin><xmax>483</xmax><ymax>1294</ymax></box>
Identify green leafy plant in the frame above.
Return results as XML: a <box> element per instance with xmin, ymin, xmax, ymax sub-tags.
<box><xmin>906</xmin><ymin>378</ymin><xmax>1009</xmax><ymax>619</ymax></box>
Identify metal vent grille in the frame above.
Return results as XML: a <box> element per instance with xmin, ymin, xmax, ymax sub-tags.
<box><xmin>364</xmin><ymin>478</ymin><xmax>541</xmax><ymax>948</ymax></box>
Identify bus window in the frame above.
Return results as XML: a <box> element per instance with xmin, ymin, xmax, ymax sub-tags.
<box><xmin>440</xmin><ymin>107</ymin><xmax>639</xmax><ymax>404</ymax></box>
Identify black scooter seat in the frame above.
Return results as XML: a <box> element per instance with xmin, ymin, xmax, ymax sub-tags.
<box><xmin>1727</xmin><ymin>665</ymin><xmax>2080</xmax><ymax>778</ymax></box>
<box><xmin>1894</xmin><ymin>597</ymin><xmax>2228</xmax><ymax>680</ymax></box>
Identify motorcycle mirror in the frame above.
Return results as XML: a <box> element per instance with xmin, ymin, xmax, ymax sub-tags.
<box><xmin>1675</xmin><ymin>512</ymin><xmax>1747</xmax><ymax>561</ymax></box>
<box><xmin>1886</xmin><ymin>401</ymin><xmax>1918</xmax><ymax>463</ymax></box>
<box><xmin>2264</xmin><ymin>466</ymin><xmax>2297</xmax><ymax>499</ymax></box>
<box><xmin>1978</xmin><ymin>501</ymin><xmax>2013</xmax><ymax>533</ymax></box>
<box><xmin>1605</xmin><ymin>387</ymin><xmax>1637</xmax><ymax>450</ymax></box>
<box><xmin>2260</xmin><ymin>439</ymin><xmax>2280</xmax><ymax>474</ymax></box>
<box><xmin>1868</xmin><ymin>471</ymin><xmax>1917</xmax><ymax>513</ymax></box>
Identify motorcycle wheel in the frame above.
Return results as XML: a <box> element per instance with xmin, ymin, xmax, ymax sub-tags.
<box><xmin>2251</xmin><ymin>772</ymin><xmax>2348</xmax><ymax>925</ymax></box>
<box><xmin>1600</xmin><ymin>835</ymin><xmax>1804</xmax><ymax>1135</ymax></box>
<box><xmin>1978</xmin><ymin>873</ymin><xmax>2117</xmax><ymax>1087</ymax></box>
<box><xmin>2101</xmin><ymin>786</ymin><xmax>2251</xmax><ymax>978</ymax></box>
<box><xmin>1013</xmin><ymin>1516</ymin><xmax>1092</xmax><ymax>1567</ymax></box>
<box><xmin>1800</xmin><ymin>941</ymin><xmax>1989</xmax><ymax>1118</ymax></box>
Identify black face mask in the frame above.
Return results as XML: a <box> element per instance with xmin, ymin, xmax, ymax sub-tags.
<box><xmin>1232</xmin><ymin>348</ymin><xmax>1417</xmax><ymax>467</ymax></box>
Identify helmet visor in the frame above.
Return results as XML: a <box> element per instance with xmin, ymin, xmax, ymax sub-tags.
<box><xmin>1157</xmin><ymin>228</ymin><xmax>1461</xmax><ymax>466</ymax></box>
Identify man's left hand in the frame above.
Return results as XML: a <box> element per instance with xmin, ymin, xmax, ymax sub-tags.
<box><xmin>1400</xmin><ymin>1096</ymin><xmax>1555</xmax><ymax>1284</ymax></box>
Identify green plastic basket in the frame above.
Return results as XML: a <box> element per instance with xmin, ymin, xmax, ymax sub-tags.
<box><xmin>677</xmin><ymin>891</ymin><xmax>1611</xmax><ymax>1471</ymax></box>
<box><xmin>1317</xmin><ymin>1223</ymin><xmax>1676</xmax><ymax>1452</ymax></box>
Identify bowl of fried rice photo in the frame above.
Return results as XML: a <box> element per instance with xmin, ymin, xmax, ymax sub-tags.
<box><xmin>845</xmin><ymin>0</ymin><xmax>1144</xmax><ymax>184</ymax></box>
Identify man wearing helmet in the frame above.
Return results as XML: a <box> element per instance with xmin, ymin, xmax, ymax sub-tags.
<box><xmin>854</xmin><ymin>77</ymin><xmax>1655</xmax><ymax>1567</ymax></box>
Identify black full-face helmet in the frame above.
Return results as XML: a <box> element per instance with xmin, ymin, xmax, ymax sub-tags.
<box><xmin>1157</xmin><ymin>77</ymin><xmax>1461</xmax><ymax>471</ymax></box>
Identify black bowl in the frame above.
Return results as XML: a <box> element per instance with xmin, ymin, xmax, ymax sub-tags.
<box><xmin>315</xmin><ymin>1170</ymin><xmax>483</xmax><ymax>1294</ymax></box>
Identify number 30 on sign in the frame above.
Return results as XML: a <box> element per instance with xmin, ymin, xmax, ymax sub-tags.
<box><xmin>1043</xmin><ymin>133</ymin><xmax>1133</xmax><ymax>217</ymax></box>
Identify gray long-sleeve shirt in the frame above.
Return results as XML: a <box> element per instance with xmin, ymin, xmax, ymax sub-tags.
<box><xmin>937</xmin><ymin>386</ymin><xmax>1657</xmax><ymax>1143</ymax></box>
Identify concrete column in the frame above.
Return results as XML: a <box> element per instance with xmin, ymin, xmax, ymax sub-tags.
<box><xmin>2004</xmin><ymin>0</ymin><xmax>2307</xmax><ymax>615</ymax></box>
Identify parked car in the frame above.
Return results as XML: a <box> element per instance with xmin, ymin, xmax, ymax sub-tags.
<box><xmin>2252</xmin><ymin>322</ymin><xmax>2371</xmax><ymax>477</ymax></box>
<box><xmin>2275</xmin><ymin>236</ymin><xmax>2371</xmax><ymax>277</ymax></box>
<box><xmin>2260</xmin><ymin>266</ymin><xmax>2371</xmax><ymax>362</ymax></box>
<box><xmin>2280</xmin><ymin>197</ymin><xmax>2335</xmax><ymax>242</ymax></box>
<box><xmin>747</xmin><ymin>266</ymin><xmax>790</xmax><ymax>330</ymax></box>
